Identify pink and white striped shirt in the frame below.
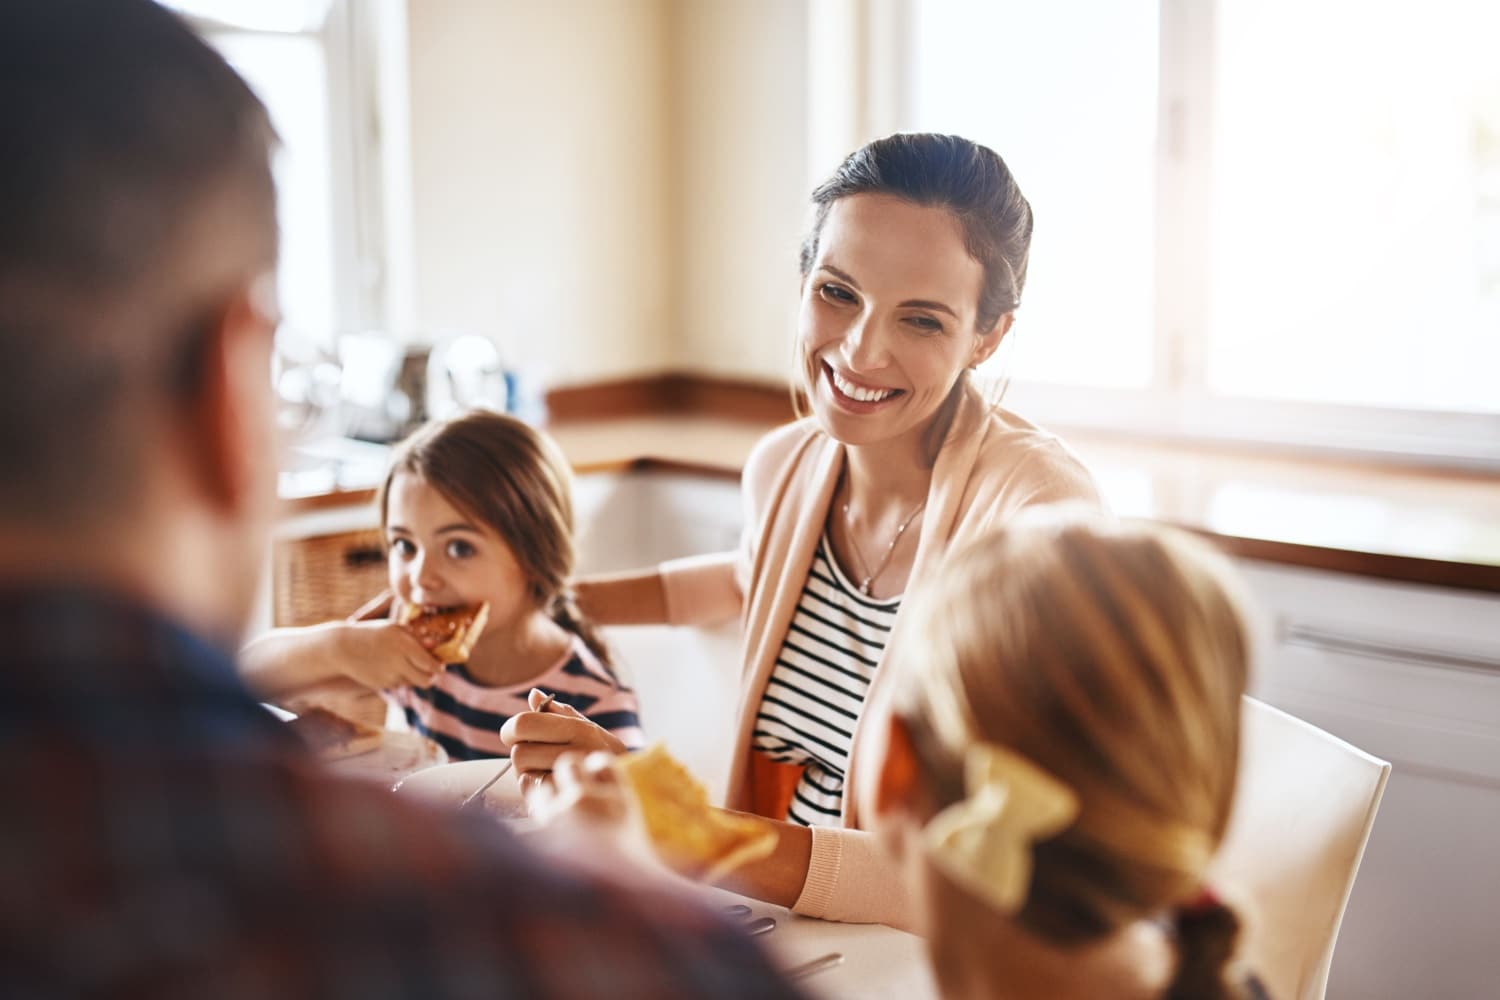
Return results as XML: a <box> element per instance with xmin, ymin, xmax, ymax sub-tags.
<box><xmin>386</xmin><ymin>636</ymin><xmax>644</xmax><ymax>760</ymax></box>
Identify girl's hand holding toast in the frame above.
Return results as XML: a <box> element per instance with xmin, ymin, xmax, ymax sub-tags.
<box><xmin>330</xmin><ymin>619</ymin><xmax>444</xmax><ymax>690</ymax></box>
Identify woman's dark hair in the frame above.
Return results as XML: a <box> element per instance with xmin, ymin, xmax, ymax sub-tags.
<box><xmin>799</xmin><ymin>132</ymin><xmax>1034</xmax><ymax>334</ymax></box>
<box><xmin>377</xmin><ymin>410</ymin><xmax>610</xmax><ymax>667</ymax></box>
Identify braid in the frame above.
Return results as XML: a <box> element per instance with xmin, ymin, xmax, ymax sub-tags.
<box><xmin>550</xmin><ymin>590</ymin><xmax>612</xmax><ymax>668</ymax></box>
<box><xmin>1165</xmin><ymin>894</ymin><xmax>1250</xmax><ymax>1000</ymax></box>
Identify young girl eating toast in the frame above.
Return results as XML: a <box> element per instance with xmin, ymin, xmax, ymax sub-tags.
<box><xmin>242</xmin><ymin>410</ymin><xmax>643</xmax><ymax>761</ymax></box>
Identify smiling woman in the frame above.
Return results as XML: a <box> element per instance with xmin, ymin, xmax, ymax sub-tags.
<box><xmin>519</xmin><ymin>134</ymin><xmax>1106</xmax><ymax>929</ymax></box>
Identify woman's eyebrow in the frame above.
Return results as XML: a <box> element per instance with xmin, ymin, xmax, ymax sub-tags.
<box><xmin>819</xmin><ymin>263</ymin><xmax>861</xmax><ymax>288</ymax></box>
<box><xmin>900</xmin><ymin>298</ymin><xmax>957</xmax><ymax>318</ymax></box>
<box><xmin>821</xmin><ymin>262</ymin><xmax>957</xmax><ymax>317</ymax></box>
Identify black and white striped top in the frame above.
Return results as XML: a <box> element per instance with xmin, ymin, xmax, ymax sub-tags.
<box><xmin>751</xmin><ymin>533</ymin><xmax>902</xmax><ymax>827</ymax></box>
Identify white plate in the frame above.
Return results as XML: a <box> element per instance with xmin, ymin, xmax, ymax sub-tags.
<box><xmin>391</xmin><ymin>758</ymin><xmax>528</xmax><ymax>819</ymax></box>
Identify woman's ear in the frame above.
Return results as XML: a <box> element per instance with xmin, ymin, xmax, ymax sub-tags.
<box><xmin>970</xmin><ymin>312</ymin><xmax>1015</xmax><ymax>368</ymax></box>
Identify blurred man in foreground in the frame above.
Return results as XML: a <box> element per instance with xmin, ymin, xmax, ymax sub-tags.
<box><xmin>0</xmin><ymin>2</ymin><xmax>801</xmax><ymax>996</ymax></box>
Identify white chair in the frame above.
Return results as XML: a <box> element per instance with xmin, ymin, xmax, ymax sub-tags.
<box><xmin>1209</xmin><ymin>697</ymin><xmax>1391</xmax><ymax>1000</ymax></box>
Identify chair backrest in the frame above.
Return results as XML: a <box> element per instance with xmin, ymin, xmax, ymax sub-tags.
<box><xmin>1209</xmin><ymin>697</ymin><xmax>1390</xmax><ymax>1000</ymax></box>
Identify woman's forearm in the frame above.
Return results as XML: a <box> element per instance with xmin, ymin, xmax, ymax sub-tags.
<box><xmin>709</xmin><ymin>810</ymin><xmax>814</xmax><ymax>909</ymax></box>
<box><xmin>574</xmin><ymin>570</ymin><xmax>669</xmax><ymax>625</ymax></box>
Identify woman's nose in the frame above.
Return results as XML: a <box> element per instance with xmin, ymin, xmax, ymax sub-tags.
<box><xmin>841</xmin><ymin>314</ymin><xmax>888</xmax><ymax>372</ymax></box>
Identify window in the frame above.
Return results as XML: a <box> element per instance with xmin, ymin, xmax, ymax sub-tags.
<box><xmin>159</xmin><ymin>0</ymin><xmax>386</xmax><ymax>348</ymax></box>
<box><xmin>893</xmin><ymin>0</ymin><xmax>1500</xmax><ymax>466</ymax></box>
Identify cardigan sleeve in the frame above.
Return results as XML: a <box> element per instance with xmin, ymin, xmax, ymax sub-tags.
<box><xmin>791</xmin><ymin>826</ymin><xmax>919</xmax><ymax>931</ymax></box>
<box><xmin>658</xmin><ymin>551</ymin><xmax>742</xmax><ymax>626</ymax></box>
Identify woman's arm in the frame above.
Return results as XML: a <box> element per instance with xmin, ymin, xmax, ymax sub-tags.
<box><xmin>574</xmin><ymin>569</ymin><xmax>669</xmax><ymax>625</ymax></box>
<box><xmin>576</xmin><ymin>552</ymin><xmax>744</xmax><ymax>627</ymax></box>
<box><xmin>239</xmin><ymin>620</ymin><xmax>442</xmax><ymax>697</ymax></box>
<box><xmin>708</xmin><ymin>811</ymin><xmax>813</xmax><ymax>908</ymax></box>
<box><xmin>710</xmin><ymin>816</ymin><xmax>915</xmax><ymax>929</ymax></box>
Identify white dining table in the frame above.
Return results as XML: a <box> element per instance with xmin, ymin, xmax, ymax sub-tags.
<box><xmin>319</xmin><ymin>745</ymin><xmax>939</xmax><ymax>998</ymax></box>
<box><xmin>701</xmin><ymin>887</ymin><xmax>939</xmax><ymax>999</ymax></box>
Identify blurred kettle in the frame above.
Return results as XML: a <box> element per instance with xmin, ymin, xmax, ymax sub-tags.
<box><xmin>428</xmin><ymin>334</ymin><xmax>509</xmax><ymax>420</ymax></box>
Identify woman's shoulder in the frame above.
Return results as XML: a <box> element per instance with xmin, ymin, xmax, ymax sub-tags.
<box><xmin>978</xmin><ymin>404</ymin><xmax>1098</xmax><ymax>485</ymax></box>
<box><xmin>970</xmin><ymin>406</ymin><xmax>1100</xmax><ymax>502</ymax></box>
<box><xmin>742</xmin><ymin>417</ymin><xmax>826</xmax><ymax>505</ymax></box>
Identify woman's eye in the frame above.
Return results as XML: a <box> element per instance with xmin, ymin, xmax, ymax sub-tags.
<box><xmin>905</xmin><ymin>314</ymin><xmax>944</xmax><ymax>334</ymax></box>
<box><xmin>389</xmin><ymin>538</ymin><xmax>415</xmax><ymax>558</ymax></box>
<box><xmin>818</xmin><ymin>282</ymin><xmax>856</xmax><ymax>304</ymax></box>
<box><xmin>446</xmin><ymin>539</ymin><xmax>476</xmax><ymax>559</ymax></box>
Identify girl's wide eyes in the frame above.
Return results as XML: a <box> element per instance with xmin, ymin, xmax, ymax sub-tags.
<box><xmin>818</xmin><ymin>282</ymin><xmax>857</xmax><ymax>304</ymax></box>
<box><xmin>389</xmin><ymin>537</ymin><xmax>415</xmax><ymax>558</ymax></box>
<box><xmin>445</xmin><ymin>538</ymin><xmax>477</xmax><ymax>559</ymax></box>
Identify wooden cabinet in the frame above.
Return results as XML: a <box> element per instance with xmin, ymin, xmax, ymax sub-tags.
<box><xmin>1239</xmin><ymin>562</ymin><xmax>1500</xmax><ymax>1000</ymax></box>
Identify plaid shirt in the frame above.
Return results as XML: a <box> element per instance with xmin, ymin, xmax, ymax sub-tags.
<box><xmin>0</xmin><ymin>586</ymin><xmax>806</xmax><ymax>999</ymax></box>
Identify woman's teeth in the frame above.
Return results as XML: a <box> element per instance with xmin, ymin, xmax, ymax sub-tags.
<box><xmin>831</xmin><ymin>369</ymin><xmax>897</xmax><ymax>403</ymax></box>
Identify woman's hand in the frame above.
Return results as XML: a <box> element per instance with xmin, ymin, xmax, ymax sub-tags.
<box><xmin>330</xmin><ymin>619</ymin><xmax>444</xmax><ymax>690</ymax></box>
<box><xmin>526</xmin><ymin>751</ymin><xmax>683</xmax><ymax>881</ymax></box>
<box><xmin>500</xmin><ymin>688</ymin><xmax>628</xmax><ymax>796</ymax></box>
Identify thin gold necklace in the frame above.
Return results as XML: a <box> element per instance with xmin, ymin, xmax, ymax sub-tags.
<box><xmin>841</xmin><ymin>495</ymin><xmax>927</xmax><ymax>596</ymax></box>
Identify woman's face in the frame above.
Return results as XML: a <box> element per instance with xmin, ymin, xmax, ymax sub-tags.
<box><xmin>384</xmin><ymin>472</ymin><xmax>530</xmax><ymax>631</ymax></box>
<box><xmin>799</xmin><ymin>193</ymin><xmax>1003</xmax><ymax>451</ymax></box>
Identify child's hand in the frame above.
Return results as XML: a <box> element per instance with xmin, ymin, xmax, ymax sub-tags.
<box><xmin>501</xmin><ymin>688</ymin><xmax>628</xmax><ymax>797</ymax></box>
<box><xmin>331</xmin><ymin>620</ymin><xmax>444</xmax><ymax>690</ymax></box>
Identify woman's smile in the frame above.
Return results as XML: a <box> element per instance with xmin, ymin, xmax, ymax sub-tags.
<box><xmin>823</xmin><ymin>360</ymin><xmax>905</xmax><ymax>411</ymax></box>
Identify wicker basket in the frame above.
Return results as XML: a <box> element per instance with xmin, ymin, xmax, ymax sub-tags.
<box><xmin>272</xmin><ymin>528</ymin><xmax>389</xmax><ymax>628</ymax></box>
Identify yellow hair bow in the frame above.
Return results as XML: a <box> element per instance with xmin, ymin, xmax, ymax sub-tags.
<box><xmin>924</xmin><ymin>742</ymin><xmax>1079</xmax><ymax>914</ymax></box>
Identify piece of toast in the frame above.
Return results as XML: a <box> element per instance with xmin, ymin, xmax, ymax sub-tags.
<box><xmin>616</xmin><ymin>744</ymin><xmax>778</xmax><ymax>882</ymax></box>
<box><xmin>286</xmin><ymin>706</ymin><xmax>384</xmax><ymax>760</ymax></box>
<box><xmin>397</xmin><ymin>601</ymin><xmax>490</xmax><ymax>663</ymax></box>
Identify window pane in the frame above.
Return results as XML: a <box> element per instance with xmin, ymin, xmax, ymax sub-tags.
<box><xmin>1207</xmin><ymin>0</ymin><xmax>1500</xmax><ymax>413</ymax></box>
<box><xmin>212</xmin><ymin>33</ymin><xmax>337</xmax><ymax>343</ymax></box>
<box><xmin>161</xmin><ymin>0</ymin><xmax>333</xmax><ymax>34</ymax></box>
<box><xmin>907</xmin><ymin>1</ymin><xmax>1159</xmax><ymax>388</ymax></box>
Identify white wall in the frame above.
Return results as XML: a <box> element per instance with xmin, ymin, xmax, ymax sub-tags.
<box><xmin>406</xmin><ymin>0</ymin><xmax>675</xmax><ymax>382</ymax></box>
<box><xmin>669</xmin><ymin>0</ymin><xmax>810</xmax><ymax>383</ymax></box>
<box><xmin>404</xmin><ymin>0</ymin><xmax>811</xmax><ymax>389</ymax></box>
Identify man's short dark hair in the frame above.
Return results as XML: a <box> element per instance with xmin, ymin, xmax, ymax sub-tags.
<box><xmin>0</xmin><ymin>0</ymin><xmax>277</xmax><ymax>520</ymax></box>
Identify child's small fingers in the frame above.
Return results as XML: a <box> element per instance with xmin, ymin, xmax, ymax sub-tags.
<box><xmin>403</xmin><ymin>655</ymin><xmax>439</xmax><ymax>687</ymax></box>
<box><xmin>510</xmin><ymin>742</ymin><xmax>568</xmax><ymax>773</ymax></box>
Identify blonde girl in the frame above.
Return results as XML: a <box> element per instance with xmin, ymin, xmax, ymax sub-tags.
<box><xmin>864</xmin><ymin>512</ymin><xmax>1269</xmax><ymax>999</ymax></box>
<box><xmin>242</xmin><ymin>411</ymin><xmax>643</xmax><ymax>761</ymax></box>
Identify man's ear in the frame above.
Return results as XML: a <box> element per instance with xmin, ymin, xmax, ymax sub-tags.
<box><xmin>183</xmin><ymin>275</ymin><xmax>278</xmax><ymax>515</ymax></box>
<box><xmin>970</xmin><ymin>312</ymin><xmax>1015</xmax><ymax>368</ymax></box>
<box><xmin>875</xmin><ymin>712</ymin><xmax>924</xmax><ymax>820</ymax></box>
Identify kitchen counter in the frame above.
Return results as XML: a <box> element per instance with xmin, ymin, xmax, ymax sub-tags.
<box><xmin>279</xmin><ymin>415</ymin><xmax>1500</xmax><ymax>593</ymax></box>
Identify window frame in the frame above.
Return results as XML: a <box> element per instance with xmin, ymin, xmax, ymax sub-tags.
<box><xmin>177</xmin><ymin>0</ymin><xmax>392</xmax><ymax>340</ymax></box>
